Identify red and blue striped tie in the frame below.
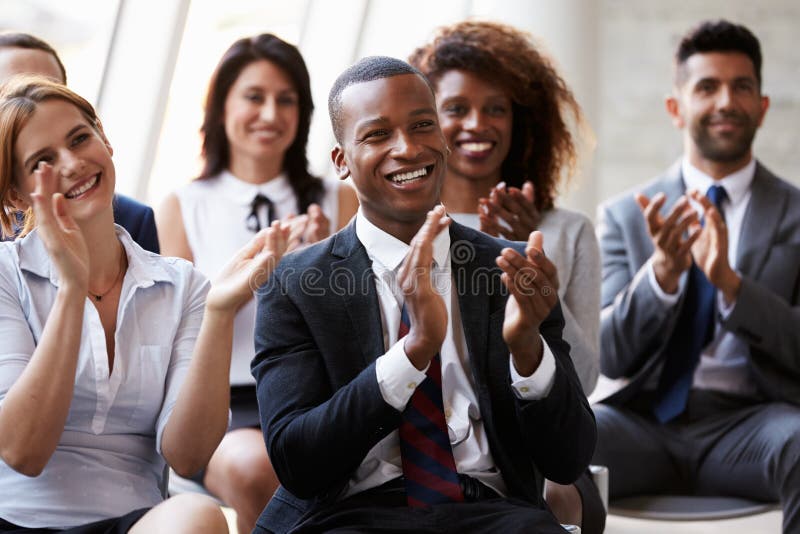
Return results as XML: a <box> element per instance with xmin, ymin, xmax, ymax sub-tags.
<box><xmin>397</xmin><ymin>305</ymin><xmax>464</xmax><ymax>507</ymax></box>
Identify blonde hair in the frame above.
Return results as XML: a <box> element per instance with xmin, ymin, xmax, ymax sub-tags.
<box><xmin>0</xmin><ymin>75</ymin><xmax>99</xmax><ymax>236</ymax></box>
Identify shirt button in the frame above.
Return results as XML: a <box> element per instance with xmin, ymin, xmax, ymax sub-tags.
<box><xmin>407</xmin><ymin>382</ymin><xmax>417</xmax><ymax>389</ymax></box>
<box><xmin>520</xmin><ymin>386</ymin><xmax>530</xmax><ymax>393</ymax></box>
<box><xmin>445</xmin><ymin>408</ymin><xmax>452</xmax><ymax>419</ymax></box>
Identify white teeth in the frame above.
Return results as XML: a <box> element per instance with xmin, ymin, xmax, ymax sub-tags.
<box><xmin>460</xmin><ymin>142</ymin><xmax>493</xmax><ymax>152</ymax></box>
<box><xmin>65</xmin><ymin>175</ymin><xmax>98</xmax><ymax>199</ymax></box>
<box><xmin>391</xmin><ymin>167</ymin><xmax>428</xmax><ymax>184</ymax></box>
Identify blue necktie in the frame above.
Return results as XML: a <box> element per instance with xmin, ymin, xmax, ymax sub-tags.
<box><xmin>397</xmin><ymin>305</ymin><xmax>464</xmax><ymax>507</ymax></box>
<box><xmin>652</xmin><ymin>185</ymin><xmax>728</xmax><ymax>423</ymax></box>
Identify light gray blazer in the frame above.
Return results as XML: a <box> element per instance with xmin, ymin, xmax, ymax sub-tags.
<box><xmin>596</xmin><ymin>160</ymin><xmax>800</xmax><ymax>406</ymax></box>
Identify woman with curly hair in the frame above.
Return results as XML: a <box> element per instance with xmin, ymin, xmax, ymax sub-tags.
<box><xmin>410</xmin><ymin>20</ymin><xmax>604</xmax><ymax>533</ymax></box>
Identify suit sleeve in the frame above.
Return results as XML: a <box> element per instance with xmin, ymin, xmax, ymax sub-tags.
<box><xmin>512</xmin><ymin>300</ymin><xmax>597</xmax><ymax>484</ymax></box>
<box><xmin>138</xmin><ymin>207</ymin><xmax>160</xmax><ymax>254</ymax></box>
<box><xmin>251</xmin><ymin>267</ymin><xmax>401</xmax><ymax>499</ymax></box>
<box><xmin>597</xmin><ymin>202</ymin><xmax>682</xmax><ymax>379</ymax></box>
<box><xmin>722</xmin><ymin>272</ymin><xmax>800</xmax><ymax>375</ymax></box>
<box><xmin>558</xmin><ymin>217</ymin><xmax>601</xmax><ymax>394</ymax></box>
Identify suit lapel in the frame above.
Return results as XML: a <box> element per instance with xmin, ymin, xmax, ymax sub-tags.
<box><xmin>735</xmin><ymin>163</ymin><xmax>785</xmax><ymax>277</ymax></box>
<box><xmin>451</xmin><ymin>223</ymin><xmax>492</xmax><ymax>382</ymax></box>
<box><xmin>331</xmin><ymin>222</ymin><xmax>385</xmax><ymax>367</ymax></box>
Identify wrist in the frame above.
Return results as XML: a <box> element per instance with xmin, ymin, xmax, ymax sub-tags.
<box><xmin>653</xmin><ymin>259</ymin><xmax>682</xmax><ymax>294</ymax></box>
<box><xmin>202</xmin><ymin>304</ymin><xmax>237</xmax><ymax>324</ymax></box>
<box><xmin>58</xmin><ymin>281</ymin><xmax>88</xmax><ymax>300</ymax></box>
<box><xmin>718</xmin><ymin>269</ymin><xmax>742</xmax><ymax>304</ymax></box>
<box><xmin>510</xmin><ymin>335</ymin><xmax>543</xmax><ymax>377</ymax></box>
<box><xmin>403</xmin><ymin>333</ymin><xmax>438</xmax><ymax>371</ymax></box>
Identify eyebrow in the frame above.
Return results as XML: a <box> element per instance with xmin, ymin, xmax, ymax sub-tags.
<box><xmin>22</xmin><ymin>124</ymin><xmax>86</xmax><ymax>171</ymax></box>
<box><xmin>354</xmin><ymin>107</ymin><xmax>436</xmax><ymax>130</ymax></box>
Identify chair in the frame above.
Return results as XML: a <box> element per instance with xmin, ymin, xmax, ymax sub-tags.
<box><xmin>609</xmin><ymin>494</ymin><xmax>779</xmax><ymax>521</ymax></box>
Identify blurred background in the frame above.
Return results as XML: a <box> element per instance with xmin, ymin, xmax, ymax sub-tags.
<box><xmin>3</xmin><ymin>0</ymin><xmax>798</xmax><ymax>218</ymax></box>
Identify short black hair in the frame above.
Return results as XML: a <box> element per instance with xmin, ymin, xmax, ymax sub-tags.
<box><xmin>328</xmin><ymin>56</ymin><xmax>432</xmax><ymax>143</ymax></box>
<box><xmin>675</xmin><ymin>20</ymin><xmax>762</xmax><ymax>87</ymax></box>
<box><xmin>0</xmin><ymin>32</ymin><xmax>67</xmax><ymax>83</ymax></box>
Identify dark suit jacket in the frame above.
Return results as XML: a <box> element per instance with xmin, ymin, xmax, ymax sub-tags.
<box><xmin>251</xmin><ymin>220</ymin><xmax>596</xmax><ymax>533</ymax></box>
<box><xmin>597</xmin><ymin>161</ymin><xmax>800</xmax><ymax>407</ymax></box>
<box><xmin>113</xmin><ymin>194</ymin><xmax>159</xmax><ymax>253</ymax></box>
<box><xmin>2</xmin><ymin>195</ymin><xmax>159</xmax><ymax>254</ymax></box>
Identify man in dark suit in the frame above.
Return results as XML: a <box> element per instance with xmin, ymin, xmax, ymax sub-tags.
<box><xmin>251</xmin><ymin>56</ymin><xmax>595</xmax><ymax>533</ymax></box>
<box><xmin>0</xmin><ymin>32</ymin><xmax>160</xmax><ymax>253</ymax></box>
<box><xmin>594</xmin><ymin>20</ymin><xmax>800</xmax><ymax>532</ymax></box>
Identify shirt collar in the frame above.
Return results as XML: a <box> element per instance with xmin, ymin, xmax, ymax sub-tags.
<box><xmin>219</xmin><ymin>170</ymin><xmax>294</xmax><ymax>207</ymax></box>
<box><xmin>681</xmin><ymin>157</ymin><xmax>755</xmax><ymax>207</ymax></box>
<box><xmin>355</xmin><ymin>209</ymin><xmax>450</xmax><ymax>272</ymax></box>
<box><xmin>17</xmin><ymin>225</ymin><xmax>173</xmax><ymax>288</ymax></box>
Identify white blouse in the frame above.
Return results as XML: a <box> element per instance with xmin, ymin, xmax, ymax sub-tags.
<box><xmin>0</xmin><ymin>227</ymin><xmax>208</xmax><ymax>528</ymax></box>
<box><xmin>175</xmin><ymin>171</ymin><xmax>339</xmax><ymax>385</ymax></box>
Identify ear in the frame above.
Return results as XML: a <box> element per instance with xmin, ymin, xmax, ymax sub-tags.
<box><xmin>332</xmin><ymin>144</ymin><xmax>350</xmax><ymax>180</ymax></box>
<box><xmin>95</xmin><ymin>118</ymin><xmax>114</xmax><ymax>156</ymax></box>
<box><xmin>665</xmin><ymin>93</ymin><xmax>684</xmax><ymax>129</ymax></box>
<box><xmin>757</xmin><ymin>95</ymin><xmax>770</xmax><ymax>127</ymax></box>
<box><xmin>8</xmin><ymin>187</ymin><xmax>30</xmax><ymax>211</ymax></box>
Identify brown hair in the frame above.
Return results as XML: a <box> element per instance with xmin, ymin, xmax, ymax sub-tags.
<box><xmin>199</xmin><ymin>33</ymin><xmax>323</xmax><ymax>213</ymax></box>
<box><xmin>0</xmin><ymin>32</ymin><xmax>67</xmax><ymax>83</ymax></box>
<box><xmin>0</xmin><ymin>75</ymin><xmax>99</xmax><ymax>235</ymax></box>
<box><xmin>410</xmin><ymin>20</ymin><xmax>583</xmax><ymax>211</ymax></box>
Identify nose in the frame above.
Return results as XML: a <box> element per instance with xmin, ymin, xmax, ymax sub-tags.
<box><xmin>716</xmin><ymin>85</ymin><xmax>735</xmax><ymax>110</ymax></box>
<box><xmin>260</xmin><ymin>97</ymin><xmax>277</xmax><ymax>121</ymax></box>
<box><xmin>463</xmin><ymin>109</ymin><xmax>486</xmax><ymax>131</ymax></box>
<box><xmin>58</xmin><ymin>150</ymin><xmax>83</xmax><ymax>180</ymax></box>
<box><xmin>391</xmin><ymin>131</ymin><xmax>423</xmax><ymax>160</ymax></box>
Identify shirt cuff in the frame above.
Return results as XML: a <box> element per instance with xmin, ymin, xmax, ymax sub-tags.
<box><xmin>509</xmin><ymin>335</ymin><xmax>556</xmax><ymax>400</ymax></box>
<box><xmin>375</xmin><ymin>339</ymin><xmax>429</xmax><ymax>411</ymax></box>
<box><xmin>716</xmin><ymin>289</ymin><xmax>737</xmax><ymax>318</ymax></box>
<box><xmin>647</xmin><ymin>259</ymin><xmax>685</xmax><ymax>306</ymax></box>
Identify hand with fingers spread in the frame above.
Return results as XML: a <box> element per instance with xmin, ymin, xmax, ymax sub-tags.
<box><xmin>496</xmin><ymin>231</ymin><xmax>560</xmax><ymax>376</ymax></box>
<box><xmin>636</xmin><ymin>192</ymin><xmax>701</xmax><ymax>294</ymax></box>
<box><xmin>480</xmin><ymin>181</ymin><xmax>541</xmax><ymax>241</ymax></box>
<box><xmin>29</xmin><ymin>163</ymin><xmax>90</xmax><ymax>294</ymax></box>
<box><xmin>687</xmin><ymin>189</ymin><xmax>741</xmax><ymax>303</ymax></box>
<box><xmin>206</xmin><ymin>220</ymin><xmax>290</xmax><ymax>314</ymax></box>
<box><xmin>397</xmin><ymin>205</ymin><xmax>452</xmax><ymax>370</ymax></box>
<box><xmin>302</xmin><ymin>203</ymin><xmax>331</xmax><ymax>245</ymax></box>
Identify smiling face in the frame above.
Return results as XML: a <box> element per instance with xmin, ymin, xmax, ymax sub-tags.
<box><xmin>435</xmin><ymin>69</ymin><xmax>512</xmax><ymax>187</ymax></box>
<box><xmin>13</xmin><ymin>99</ymin><xmax>115</xmax><ymax>223</ymax></box>
<box><xmin>223</xmin><ymin>59</ymin><xmax>299</xmax><ymax>173</ymax></box>
<box><xmin>668</xmin><ymin>51</ymin><xmax>769</xmax><ymax>176</ymax></box>
<box><xmin>332</xmin><ymin>73</ymin><xmax>447</xmax><ymax>240</ymax></box>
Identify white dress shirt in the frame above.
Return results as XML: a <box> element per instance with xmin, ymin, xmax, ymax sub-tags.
<box><xmin>647</xmin><ymin>157</ymin><xmax>759</xmax><ymax>396</ymax></box>
<box><xmin>175</xmin><ymin>171</ymin><xmax>339</xmax><ymax>385</ymax></box>
<box><xmin>344</xmin><ymin>210</ymin><xmax>556</xmax><ymax>497</ymax></box>
<box><xmin>0</xmin><ymin>227</ymin><xmax>209</xmax><ymax>528</ymax></box>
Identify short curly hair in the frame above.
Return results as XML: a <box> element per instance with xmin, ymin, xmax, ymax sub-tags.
<box><xmin>409</xmin><ymin>20</ymin><xmax>583</xmax><ymax>211</ymax></box>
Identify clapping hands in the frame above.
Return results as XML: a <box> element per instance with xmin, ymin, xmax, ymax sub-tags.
<box><xmin>496</xmin><ymin>231</ymin><xmax>559</xmax><ymax>376</ymax></box>
<box><xmin>28</xmin><ymin>163</ymin><xmax>90</xmax><ymax>293</ymax></box>
<box><xmin>206</xmin><ymin>220</ymin><xmax>290</xmax><ymax>313</ymax></box>
<box><xmin>479</xmin><ymin>181</ymin><xmax>541</xmax><ymax>241</ymax></box>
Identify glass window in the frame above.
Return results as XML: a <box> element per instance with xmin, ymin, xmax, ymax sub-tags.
<box><xmin>0</xmin><ymin>0</ymin><xmax>121</xmax><ymax>105</ymax></box>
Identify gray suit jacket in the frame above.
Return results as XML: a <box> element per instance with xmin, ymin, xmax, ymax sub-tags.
<box><xmin>596</xmin><ymin>161</ymin><xmax>800</xmax><ymax>406</ymax></box>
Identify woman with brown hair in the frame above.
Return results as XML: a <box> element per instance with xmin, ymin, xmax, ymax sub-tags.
<box><xmin>0</xmin><ymin>76</ymin><xmax>288</xmax><ymax>532</ymax></box>
<box><xmin>157</xmin><ymin>33</ymin><xmax>358</xmax><ymax>533</ymax></box>
<box><xmin>411</xmin><ymin>20</ymin><xmax>604</xmax><ymax>533</ymax></box>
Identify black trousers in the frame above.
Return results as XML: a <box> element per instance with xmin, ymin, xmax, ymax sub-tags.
<box><xmin>0</xmin><ymin>508</ymin><xmax>149</xmax><ymax>534</ymax></box>
<box><xmin>290</xmin><ymin>479</ymin><xmax>566</xmax><ymax>534</ymax></box>
<box><xmin>594</xmin><ymin>390</ymin><xmax>800</xmax><ymax>533</ymax></box>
